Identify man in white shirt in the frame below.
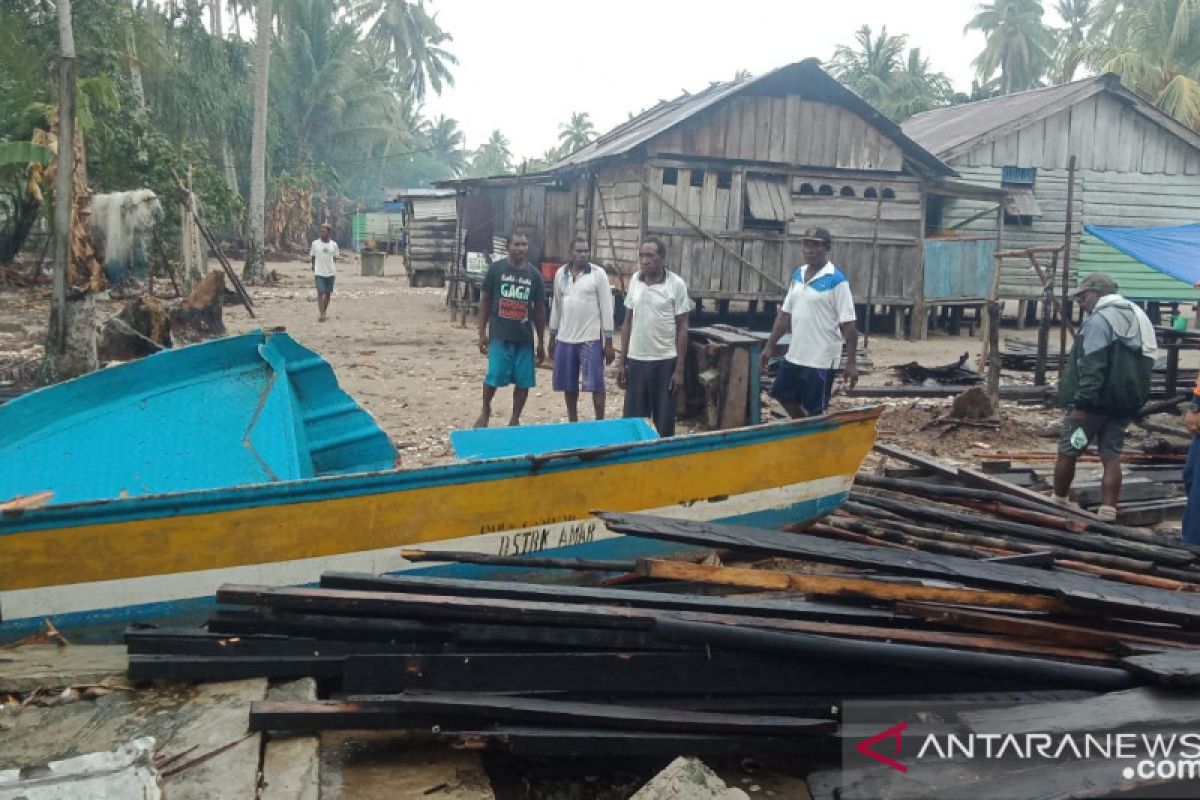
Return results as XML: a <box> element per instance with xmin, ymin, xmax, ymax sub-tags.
<box><xmin>760</xmin><ymin>227</ymin><xmax>859</xmax><ymax>417</ymax></box>
<box><xmin>309</xmin><ymin>223</ymin><xmax>339</xmax><ymax>322</ymax></box>
<box><xmin>618</xmin><ymin>237</ymin><xmax>693</xmax><ymax>436</ymax></box>
<box><xmin>549</xmin><ymin>238</ymin><xmax>616</xmax><ymax>421</ymax></box>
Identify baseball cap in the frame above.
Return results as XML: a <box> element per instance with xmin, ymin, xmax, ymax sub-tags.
<box><xmin>800</xmin><ymin>226</ymin><xmax>832</xmax><ymax>246</ymax></box>
<box><xmin>1074</xmin><ymin>272</ymin><xmax>1117</xmax><ymax>297</ymax></box>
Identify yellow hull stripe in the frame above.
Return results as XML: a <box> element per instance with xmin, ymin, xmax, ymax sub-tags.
<box><xmin>0</xmin><ymin>419</ymin><xmax>876</xmax><ymax>591</ymax></box>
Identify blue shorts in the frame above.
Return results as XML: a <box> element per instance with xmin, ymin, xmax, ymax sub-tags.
<box><xmin>770</xmin><ymin>362</ymin><xmax>833</xmax><ymax>415</ymax></box>
<box><xmin>553</xmin><ymin>339</ymin><xmax>606</xmax><ymax>393</ymax></box>
<box><xmin>485</xmin><ymin>340</ymin><xmax>536</xmax><ymax>389</ymax></box>
<box><xmin>315</xmin><ymin>275</ymin><xmax>335</xmax><ymax>294</ymax></box>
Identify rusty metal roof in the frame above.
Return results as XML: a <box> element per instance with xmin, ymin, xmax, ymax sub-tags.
<box><xmin>439</xmin><ymin>58</ymin><xmax>951</xmax><ymax>187</ymax></box>
<box><xmin>902</xmin><ymin>74</ymin><xmax>1200</xmax><ymax>161</ymax></box>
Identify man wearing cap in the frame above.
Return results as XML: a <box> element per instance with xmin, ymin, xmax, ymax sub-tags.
<box><xmin>1053</xmin><ymin>272</ymin><xmax>1156</xmax><ymax>521</ymax></box>
<box><xmin>310</xmin><ymin>222</ymin><xmax>338</xmax><ymax>322</ymax></box>
<box><xmin>760</xmin><ymin>227</ymin><xmax>859</xmax><ymax>417</ymax></box>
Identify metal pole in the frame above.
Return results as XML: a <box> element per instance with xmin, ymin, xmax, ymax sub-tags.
<box><xmin>1061</xmin><ymin>155</ymin><xmax>1076</xmax><ymax>369</ymax></box>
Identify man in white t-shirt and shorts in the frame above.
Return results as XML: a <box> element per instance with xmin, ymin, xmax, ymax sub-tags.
<box><xmin>760</xmin><ymin>227</ymin><xmax>859</xmax><ymax>417</ymax></box>
<box><xmin>617</xmin><ymin>237</ymin><xmax>693</xmax><ymax>437</ymax></box>
<box><xmin>310</xmin><ymin>222</ymin><xmax>339</xmax><ymax>322</ymax></box>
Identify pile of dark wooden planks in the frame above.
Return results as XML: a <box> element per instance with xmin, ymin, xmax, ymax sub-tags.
<box><xmin>130</xmin><ymin>501</ymin><xmax>1200</xmax><ymax>764</ymax></box>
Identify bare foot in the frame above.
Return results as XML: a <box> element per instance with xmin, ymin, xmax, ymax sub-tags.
<box><xmin>473</xmin><ymin>411</ymin><xmax>490</xmax><ymax>428</ymax></box>
<box><xmin>318</xmin><ymin>315</ymin><xmax>327</xmax><ymax>323</ymax></box>
<box><xmin>508</xmin><ymin>417</ymin><xmax>521</xmax><ymax>426</ymax></box>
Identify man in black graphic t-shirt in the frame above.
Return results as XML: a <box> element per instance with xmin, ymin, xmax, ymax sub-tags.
<box><xmin>475</xmin><ymin>231</ymin><xmax>547</xmax><ymax>428</ymax></box>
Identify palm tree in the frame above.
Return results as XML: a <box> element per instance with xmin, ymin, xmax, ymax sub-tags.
<box><xmin>1052</xmin><ymin>0</ymin><xmax>1090</xmax><ymax>83</ymax></box>
<box><xmin>733</xmin><ymin>69</ymin><xmax>753</xmax><ymax>81</ymax></box>
<box><xmin>557</xmin><ymin>111</ymin><xmax>595</xmax><ymax>155</ymax></box>
<box><xmin>352</xmin><ymin>0</ymin><xmax>457</xmax><ymax>101</ymax></box>
<box><xmin>1085</xmin><ymin>0</ymin><xmax>1200</xmax><ymax>129</ymax></box>
<box><xmin>427</xmin><ymin>114</ymin><xmax>466</xmax><ymax>175</ymax></box>
<box><xmin>244</xmin><ymin>0</ymin><xmax>271</xmax><ymax>280</ymax></box>
<box><xmin>890</xmin><ymin>48</ymin><xmax>954</xmax><ymax>119</ymax></box>
<box><xmin>469</xmin><ymin>129</ymin><xmax>511</xmax><ymax>177</ymax></box>
<box><xmin>965</xmin><ymin>0</ymin><xmax>1055</xmax><ymax>94</ymax></box>
<box><xmin>828</xmin><ymin>25</ymin><xmax>908</xmax><ymax>110</ymax></box>
<box><xmin>828</xmin><ymin>27</ymin><xmax>951</xmax><ymax>121</ymax></box>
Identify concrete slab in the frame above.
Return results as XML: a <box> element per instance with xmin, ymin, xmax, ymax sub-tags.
<box><xmin>260</xmin><ymin>679</ymin><xmax>319</xmax><ymax>800</ymax></box>
<box><xmin>0</xmin><ymin>645</ymin><xmax>128</xmax><ymax>693</ymax></box>
<box><xmin>0</xmin><ymin>679</ymin><xmax>265</xmax><ymax>800</ymax></box>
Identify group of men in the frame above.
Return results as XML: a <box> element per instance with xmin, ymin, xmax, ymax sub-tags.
<box><xmin>318</xmin><ymin>219</ymin><xmax>1189</xmax><ymax>534</ymax></box>
<box><xmin>473</xmin><ymin>226</ymin><xmax>858</xmax><ymax>433</ymax></box>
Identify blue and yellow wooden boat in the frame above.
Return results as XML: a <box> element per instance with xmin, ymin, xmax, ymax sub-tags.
<box><xmin>0</xmin><ymin>331</ymin><xmax>880</xmax><ymax>641</ymax></box>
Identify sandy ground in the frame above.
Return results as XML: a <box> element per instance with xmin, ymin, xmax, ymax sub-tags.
<box><xmin>3</xmin><ymin>251</ymin><xmax>1194</xmax><ymax>467</ymax></box>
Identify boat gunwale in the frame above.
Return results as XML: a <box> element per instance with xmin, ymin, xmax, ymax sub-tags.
<box><xmin>1</xmin><ymin>406</ymin><xmax>882</xmax><ymax>533</ymax></box>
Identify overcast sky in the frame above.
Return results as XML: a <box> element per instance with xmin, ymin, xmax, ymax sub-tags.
<box><xmin>422</xmin><ymin>0</ymin><xmax>1072</xmax><ymax>161</ymax></box>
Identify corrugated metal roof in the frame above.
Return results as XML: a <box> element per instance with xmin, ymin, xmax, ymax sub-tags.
<box><xmin>902</xmin><ymin>73</ymin><xmax>1200</xmax><ymax>160</ymax></box>
<box><xmin>439</xmin><ymin>58</ymin><xmax>951</xmax><ymax>188</ymax></box>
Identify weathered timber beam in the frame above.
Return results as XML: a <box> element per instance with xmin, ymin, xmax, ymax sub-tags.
<box><xmin>634</xmin><ymin>558</ymin><xmax>1070</xmax><ymax>612</ymax></box>
<box><xmin>651</xmin><ymin>618</ymin><xmax>1135</xmax><ymax>691</ymax></box>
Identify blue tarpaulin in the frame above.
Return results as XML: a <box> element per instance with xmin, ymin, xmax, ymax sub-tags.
<box><xmin>1085</xmin><ymin>223</ymin><xmax>1200</xmax><ymax>288</ymax></box>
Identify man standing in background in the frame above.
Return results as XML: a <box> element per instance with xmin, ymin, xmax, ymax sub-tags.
<box><xmin>549</xmin><ymin>238</ymin><xmax>615</xmax><ymax>421</ymax></box>
<box><xmin>475</xmin><ymin>231</ymin><xmax>547</xmax><ymax>428</ymax></box>
<box><xmin>618</xmin><ymin>237</ymin><xmax>692</xmax><ymax>437</ymax></box>
<box><xmin>310</xmin><ymin>222</ymin><xmax>338</xmax><ymax>322</ymax></box>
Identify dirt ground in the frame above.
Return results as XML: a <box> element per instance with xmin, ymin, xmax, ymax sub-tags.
<box><xmin>2</xmin><ymin>252</ymin><xmax>1193</xmax><ymax>467</ymax></box>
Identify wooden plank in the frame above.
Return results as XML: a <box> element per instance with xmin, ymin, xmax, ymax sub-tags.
<box><xmin>992</xmin><ymin>130</ymin><xmax>1017</xmax><ymax>167</ymax></box>
<box><xmin>894</xmin><ymin>603</ymin><xmax>1194</xmax><ymax>651</ymax></box>
<box><xmin>1166</xmin><ymin>139</ymin><xmax>1188</xmax><ymax>174</ymax></box>
<box><xmin>798</xmin><ymin>100</ymin><xmax>817</xmax><ymax>165</ymax></box>
<box><xmin>835</xmin><ymin>109</ymin><xmax>856</xmax><ymax>169</ymax></box>
<box><xmin>251</xmin><ymin>693</ymin><xmax>837</xmax><ymax>736</ymax></box>
<box><xmin>727</xmin><ymin>170</ymin><xmax>743</xmax><ymax>230</ymax></box>
<box><xmin>654</xmin><ymin>618</ymin><xmax>1133</xmax><ymax>690</ymax></box>
<box><xmin>755</xmin><ymin>97</ymin><xmax>773</xmax><ymax>161</ymax></box>
<box><xmin>1041</xmin><ymin>109</ymin><xmax>1069</xmax><ymax>169</ymax></box>
<box><xmin>768</xmin><ymin>97</ymin><xmax>787</xmax><ymax>163</ymax></box>
<box><xmin>1122</xmin><ymin>649</ymin><xmax>1200</xmax><ymax>686</ymax></box>
<box><xmin>710</xmin><ymin>103</ymin><xmax>727</xmax><ymax>156</ymax></box>
<box><xmin>783</xmin><ymin>94</ymin><xmax>801</xmax><ymax>165</ymax></box>
<box><xmin>819</xmin><ymin>105</ymin><xmax>842</xmax><ymax>167</ymax></box>
<box><xmin>636</xmin><ymin>558</ymin><xmax>1070</xmax><ymax>612</ymax></box>
<box><xmin>318</xmin><ymin>571</ymin><xmax>897</xmax><ymax>623</ymax></box>
<box><xmin>700</xmin><ymin>169</ymin><xmax>718</xmax><ymax>228</ymax></box>
<box><xmin>960</xmin><ymin>687</ymin><xmax>1200</xmax><ymax>735</ymax></box>
<box><xmin>597</xmin><ymin>512</ymin><xmax>1200</xmax><ymax>627</ymax></box>
<box><xmin>341</xmin><ymin>652</ymin><xmax>914</xmax><ymax>696</ymax></box>
<box><xmin>724</xmin><ymin>97</ymin><xmax>743</xmax><ymax>159</ymax></box>
<box><xmin>739</xmin><ymin>97</ymin><xmax>758</xmax><ymax>161</ymax></box>
<box><xmin>1016</xmin><ymin>119</ymin><xmax>1044</xmax><ymax>166</ymax></box>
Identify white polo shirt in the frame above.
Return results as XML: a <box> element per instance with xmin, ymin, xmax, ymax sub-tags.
<box><xmin>625</xmin><ymin>269</ymin><xmax>693</xmax><ymax>361</ymax></box>
<box><xmin>549</xmin><ymin>263</ymin><xmax>615</xmax><ymax>344</ymax></box>
<box><xmin>782</xmin><ymin>262</ymin><xmax>857</xmax><ymax>369</ymax></box>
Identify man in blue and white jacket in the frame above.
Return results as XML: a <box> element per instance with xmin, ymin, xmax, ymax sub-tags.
<box><xmin>760</xmin><ymin>227</ymin><xmax>859</xmax><ymax>417</ymax></box>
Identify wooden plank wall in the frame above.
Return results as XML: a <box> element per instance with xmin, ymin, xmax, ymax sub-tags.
<box><xmin>643</xmin><ymin>164</ymin><xmax>921</xmax><ymax>304</ymax></box>
<box><xmin>649</xmin><ymin>96</ymin><xmax>903</xmax><ymax>171</ymax></box>
<box><xmin>959</xmin><ymin>94</ymin><xmax>1200</xmax><ymax>175</ymax></box>
<box><xmin>942</xmin><ymin>93</ymin><xmax>1200</xmax><ymax>299</ymax></box>
<box><xmin>542</xmin><ymin>186</ymin><xmax>579</xmax><ymax>264</ymax></box>
<box><xmin>592</xmin><ymin>164</ymin><xmax>643</xmax><ymax>275</ymax></box>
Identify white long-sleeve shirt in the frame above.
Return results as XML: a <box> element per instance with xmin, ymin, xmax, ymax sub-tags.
<box><xmin>549</xmin><ymin>262</ymin><xmax>615</xmax><ymax>344</ymax></box>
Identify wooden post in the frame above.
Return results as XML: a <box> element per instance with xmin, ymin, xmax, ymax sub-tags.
<box><xmin>1061</xmin><ymin>156</ymin><xmax>1076</xmax><ymax>370</ymax></box>
<box><xmin>864</xmin><ymin>190</ymin><xmax>883</xmax><ymax>347</ymax></box>
<box><xmin>50</xmin><ymin>0</ymin><xmax>76</xmax><ymax>354</ymax></box>
<box><xmin>985</xmin><ymin>252</ymin><xmax>1003</xmax><ymax>406</ymax></box>
<box><xmin>1035</xmin><ymin>250</ymin><xmax>1059</xmax><ymax>386</ymax></box>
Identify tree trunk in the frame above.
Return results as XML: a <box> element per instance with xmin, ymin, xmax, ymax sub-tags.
<box><xmin>243</xmin><ymin>0</ymin><xmax>271</xmax><ymax>281</ymax></box>
<box><xmin>209</xmin><ymin>0</ymin><xmax>223</xmax><ymax>38</ymax></box>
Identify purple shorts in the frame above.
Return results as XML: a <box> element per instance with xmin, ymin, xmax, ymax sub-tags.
<box><xmin>553</xmin><ymin>339</ymin><xmax>606</xmax><ymax>393</ymax></box>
